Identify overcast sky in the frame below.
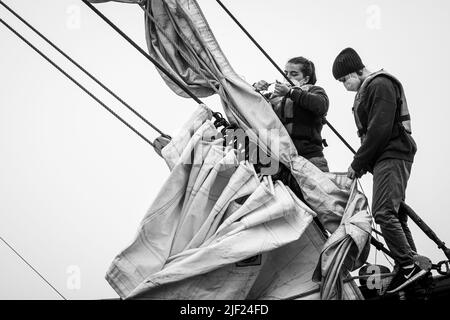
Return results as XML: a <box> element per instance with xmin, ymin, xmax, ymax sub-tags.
<box><xmin>1</xmin><ymin>0</ymin><xmax>450</xmax><ymax>299</ymax></box>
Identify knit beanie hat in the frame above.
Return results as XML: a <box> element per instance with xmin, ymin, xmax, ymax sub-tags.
<box><xmin>332</xmin><ymin>48</ymin><xmax>365</xmax><ymax>80</ymax></box>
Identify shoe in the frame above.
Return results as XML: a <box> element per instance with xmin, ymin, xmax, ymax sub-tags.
<box><xmin>386</xmin><ymin>264</ymin><xmax>427</xmax><ymax>294</ymax></box>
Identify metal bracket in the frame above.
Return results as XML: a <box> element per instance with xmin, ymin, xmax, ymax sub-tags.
<box><xmin>433</xmin><ymin>260</ymin><xmax>450</xmax><ymax>276</ymax></box>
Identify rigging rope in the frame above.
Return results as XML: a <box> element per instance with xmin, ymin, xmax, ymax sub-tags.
<box><xmin>0</xmin><ymin>0</ymin><xmax>169</xmax><ymax>140</ymax></box>
<box><xmin>357</xmin><ymin>179</ymin><xmax>395</xmax><ymax>267</ymax></box>
<box><xmin>81</xmin><ymin>0</ymin><xmax>228</xmax><ymax>126</ymax></box>
<box><xmin>81</xmin><ymin>0</ymin><xmax>203</xmax><ymax>105</ymax></box>
<box><xmin>215</xmin><ymin>0</ymin><xmax>357</xmax><ymax>155</ymax></box>
<box><xmin>0</xmin><ymin>17</ymin><xmax>155</xmax><ymax>148</ymax></box>
<box><xmin>0</xmin><ymin>236</ymin><xmax>67</xmax><ymax>300</ymax></box>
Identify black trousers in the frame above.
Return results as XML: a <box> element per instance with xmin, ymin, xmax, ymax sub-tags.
<box><xmin>372</xmin><ymin>159</ymin><xmax>417</xmax><ymax>266</ymax></box>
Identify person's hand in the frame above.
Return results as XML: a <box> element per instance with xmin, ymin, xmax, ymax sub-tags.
<box><xmin>253</xmin><ymin>80</ymin><xmax>270</xmax><ymax>91</ymax></box>
<box><xmin>347</xmin><ymin>165</ymin><xmax>367</xmax><ymax>179</ymax></box>
<box><xmin>274</xmin><ymin>82</ymin><xmax>290</xmax><ymax>97</ymax></box>
<box><xmin>347</xmin><ymin>165</ymin><xmax>357</xmax><ymax>179</ymax></box>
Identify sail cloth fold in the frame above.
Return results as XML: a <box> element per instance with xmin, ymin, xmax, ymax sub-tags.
<box><xmin>106</xmin><ymin>104</ymin><xmax>317</xmax><ymax>298</ymax></box>
<box><xmin>106</xmin><ymin>105</ymin><xmax>364</xmax><ymax>300</ymax></box>
<box><xmin>312</xmin><ymin>178</ymin><xmax>372</xmax><ymax>299</ymax></box>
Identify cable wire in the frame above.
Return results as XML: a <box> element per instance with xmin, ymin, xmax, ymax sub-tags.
<box><xmin>81</xmin><ymin>0</ymin><xmax>204</xmax><ymax>106</ymax></box>
<box><xmin>0</xmin><ymin>236</ymin><xmax>67</xmax><ymax>300</ymax></box>
<box><xmin>357</xmin><ymin>179</ymin><xmax>395</xmax><ymax>267</ymax></box>
<box><xmin>0</xmin><ymin>0</ymin><xmax>169</xmax><ymax>139</ymax></box>
<box><xmin>215</xmin><ymin>0</ymin><xmax>357</xmax><ymax>155</ymax></box>
<box><xmin>0</xmin><ymin>17</ymin><xmax>155</xmax><ymax>148</ymax></box>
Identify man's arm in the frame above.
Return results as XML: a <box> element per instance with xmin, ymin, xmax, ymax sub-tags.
<box><xmin>290</xmin><ymin>86</ymin><xmax>329</xmax><ymax>116</ymax></box>
<box><xmin>351</xmin><ymin>78</ymin><xmax>397</xmax><ymax>174</ymax></box>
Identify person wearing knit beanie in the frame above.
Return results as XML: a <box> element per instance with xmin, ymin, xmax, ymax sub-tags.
<box><xmin>332</xmin><ymin>47</ymin><xmax>371</xmax><ymax>92</ymax></box>
<box><xmin>332</xmin><ymin>47</ymin><xmax>428</xmax><ymax>294</ymax></box>
<box><xmin>332</xmin><ymin>47</ymin><xmax>365</xmax><ymax>80</ymax></box>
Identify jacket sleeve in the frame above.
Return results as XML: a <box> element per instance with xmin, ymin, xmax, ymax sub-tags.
<box><xmin>351</xmin><ymin>78</ymin><xmax>398</xmax><ymax>173</ymax></box>
<box><xmin>290</xmin><ymin>86</ymin><xmax>329</xmax><ymax>116</ymax></box>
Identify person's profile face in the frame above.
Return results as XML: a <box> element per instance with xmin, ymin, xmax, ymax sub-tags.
<box><xmin>284</xmin><ymin>63</ymin><xmax>309</xmax><ymax>85</ymax></box>
<box><xmin>338</xmin><ymin>73</ymin><xmax>361</xmax><ymax>92</ymax></box>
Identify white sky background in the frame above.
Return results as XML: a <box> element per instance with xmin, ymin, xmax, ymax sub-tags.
<box><xmin>0</xmin><ymin>0</ymin><xmax>449</xmax><ymax>299</ymax></box>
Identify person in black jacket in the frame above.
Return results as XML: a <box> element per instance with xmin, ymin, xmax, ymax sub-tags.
<box><xmin>254</xmin><ymin>57</ymin><xmax>330</xmax><ymax>238</ymax></box>
<box><xmin>254</xmin><ymin>56</ymin><xmax>329</xmax><ymax>172</ymax></box>
<box><xmin>332</xmin><ymin>47</ymin><xmax>427</xmax><ymax>294</ymax></box>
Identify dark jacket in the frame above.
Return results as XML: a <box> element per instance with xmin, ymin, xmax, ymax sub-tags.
<box><xmin>273</xmin><ymin>85</ymin><xmax>329</xmax><ymax>159</ymax></box>
<box><xmin>351</xmin><ymin>76</ymin><xmax>417</xmax><ymax>173</ymax></box>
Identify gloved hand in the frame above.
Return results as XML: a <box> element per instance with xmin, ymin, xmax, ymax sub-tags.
<box><xmin>253</xmin><ymin>80</ymin><xmax>270</xmax><ymax>91</ymax></box>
